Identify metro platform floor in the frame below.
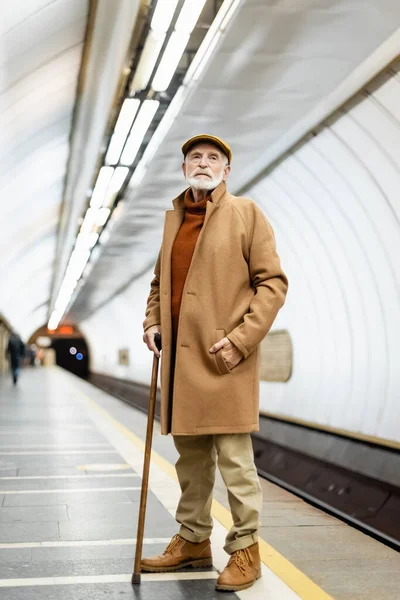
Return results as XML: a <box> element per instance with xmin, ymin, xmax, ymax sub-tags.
<box><xmin>0</xmin><ymin>368</ymin><xmax>398</xmax><ymax>600</ymax></box>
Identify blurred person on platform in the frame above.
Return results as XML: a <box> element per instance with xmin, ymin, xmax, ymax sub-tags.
<box><xmin>6</xmin><ymin>331</ymin><xmax>25</xmax><ymax>385</ymax></box>
<box><xmin>142</xmin><ymin>134</ymin><xmax>288</xmax><ymax>592</ymax></box>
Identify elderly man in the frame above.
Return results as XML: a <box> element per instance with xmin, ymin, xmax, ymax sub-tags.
<box><xmin>142</xmin><ymin>134</ymin><xmax>288</xmax><ymax>592</ymax></box>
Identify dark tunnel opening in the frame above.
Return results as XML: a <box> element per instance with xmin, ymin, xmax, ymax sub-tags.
<box><xmin>28</xmin><ymin>324</ymin><xmax>90</xmax><ymax>380</ymax></box>
<box><xmin>50</xmin><ymin>336</ymin><xmax>89</xmax><ymax>379</ymax></box>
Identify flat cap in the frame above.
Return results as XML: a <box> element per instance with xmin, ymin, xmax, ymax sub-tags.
<box><xmin>182</xmin><ymin>134</ymin><xmax>232</xmax><ymax>164</ymax></box>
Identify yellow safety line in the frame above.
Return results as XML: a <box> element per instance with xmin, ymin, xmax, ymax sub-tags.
<box><xmin>77</xmin><ymin>388</ymin><xmax>334</xmax><ymax>600</ymax></box>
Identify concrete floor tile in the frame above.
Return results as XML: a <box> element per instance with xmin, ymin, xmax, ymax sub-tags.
<box><xmin>3</xmin><ymin>490</ymin><xmax>135</xmax><ymax>507</ymax></box>
<box><xmin>4</xmin><ymin>452</ymin><xmax>121</xmax><ymax>469</ymax></box>
<box><xmin>0</xmin><ymin>580</ymin><xmax>229</xmax><ymax>600</ymax></box>
<box><xmin>58</xmin><ymin>511</ymin><xmax>176</xmax><ymax>541</ymax></box>
<box><xmin>0</xmin><ymin>469</ymin><xmax>18</xmax><ymax>476</ymax></box>
<box><xmin>66</xmin><ymin>495</ymin><xmax>163</xmax><ymax>522</ymax></box>
<box><xmin>258</xmin><ymin>515</ymin><xmax>295</xmax><ymax>527</ymax></box>
<box><xmin>295</xmin><ymin>557</ymin><xmax>400</xmax><ymax>600</ymax></box>
<box><xmin>31</xmin><ymin>543</ymin><xmax>167</xmax><ymax>563</ymax></box>
<box><xmin>259</xmin><ymin>525</ymin><xmax>396</xmax><ymax>561</ymax></box>
<box><xmin>0</xmin><ymin>476</ymin><xmax>138</xmax><ymax>492</ymax></box>
<box><xmin>0</xmin><ymin>480</ymin><xmax>58</xmax><ymax>492</ymax></box>
<box><xmin>0</xmin><ymin>548</ymin><xmax>31</xmax><ymax>563</ymax></box>
<box><xmin>16</xmin><ymin>467</ymin><xmax>99</xmax><ymax>477</ymax></box>
<box><xmin>0</xmin><ymin>435</ymin><xmax>107</xmax><ymax>445</ymax></box>
<box><xmin>0</xmin><ymin>460</ymin><xmax>17</xmax><ymax>472</ymax></box>
<box><xmin>0</xmin><ymin>505</ymin><xmax>68</xmax><ymax>523</ymax></box>
<box><xmin>124</xmin><ymin>489</ymin><xmax>142</xmax><ymax>502</ymax></box>
<box><xmin>0</xmin><ymin>521</ymin><xmax>59</xmax><ymax>542</ymax></box>
<box><xmin>259</xmin><ymin>503</ymin><xmax>345</xmax><ymax>527</ymax></box>
<box><xmin>0</xmin><ymin>557</ymin><xmax>133</xmax><ymax>578</ymax></box>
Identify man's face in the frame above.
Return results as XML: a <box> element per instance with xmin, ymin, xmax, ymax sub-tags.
<box><xmin>182</xmin><ymin>143</ymin><xmax>230</xmax><ymax>191</ymax></box>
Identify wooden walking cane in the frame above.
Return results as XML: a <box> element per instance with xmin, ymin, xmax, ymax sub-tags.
<box><xmin>132</xmin><ymin>332</ymin><xmax>162</xmax><ymax>585</ymax></box>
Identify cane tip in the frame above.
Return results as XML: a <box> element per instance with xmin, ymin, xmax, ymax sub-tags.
<box><xmin>131</xmin><ymin>573</ymin><xmax>141</xmax><ymax>585</ymax></box>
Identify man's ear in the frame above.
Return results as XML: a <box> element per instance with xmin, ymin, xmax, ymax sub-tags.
<box><xmin>223</xmin><ymin>164</ymin><xmax>231</xmax><ymax>181</ymax></box>
<box><xmin>182</xmin><ymin>161</ymin><xmax>187</xmax><ymax>177</ymax></box>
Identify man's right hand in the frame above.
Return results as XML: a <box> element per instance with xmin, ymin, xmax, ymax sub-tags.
<box><xmin>143</xmin><ymin>325</ymin><xmax>161</xmax><ymax>358</ymax></box>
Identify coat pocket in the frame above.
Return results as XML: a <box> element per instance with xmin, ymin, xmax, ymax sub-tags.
<box><xmin>214</xmin><ymin>329</ymin><xmax>231</xmax><ymax>375</ymax></box>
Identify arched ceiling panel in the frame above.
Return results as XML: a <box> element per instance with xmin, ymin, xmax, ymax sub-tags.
<box><xmin>0</xmin><ymin>0</ymin><xmax>89</xmax><ymax>336</ymax></box>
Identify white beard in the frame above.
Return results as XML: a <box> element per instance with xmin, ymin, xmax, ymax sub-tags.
<box><xmin>186</xmin><ymin>170</ymin><xmax>224</xmax><ymax>191</ymax></box>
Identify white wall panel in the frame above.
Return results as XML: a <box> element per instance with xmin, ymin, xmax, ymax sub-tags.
<box><xmin>251</xmin><ymin>62</ymin><xmax>400</xmax><ymax>443</ymax></box>
<box><xmin>80</xmin><ymin>273</ymin><xmax>155</xmax><ymax>386</ymax></box>
<box><xmin>82</xmin><ymin>60</ymin><xmax>400</xmax><ymax>444</ymax></box>
<box><xmin>0</xmin><ymin>0</ymin><xmax>89</xmax><ymax>337</ymax></box>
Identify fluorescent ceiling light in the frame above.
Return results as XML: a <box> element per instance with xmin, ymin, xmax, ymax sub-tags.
<box><xmin>80</xmin><ymin>208</ymin><xmax>97</xmax><ymax>234</ymax></box>
<box><xmin>76</xmin><ymin>231</ymin><xmax>99</xmax><ymax>249</ymax></box>
<box><xmin>106</xmin><ymin>136</ymin><xmax>127</xmax><ymax>166</ymax></box>
<box><xmin>175</xmin><ymin>0</ymin><xmax>207</xmax><ymax>34</ymax></box>
<box><xmin>128</xmin><ymin>0</ymin><xmax>242</xmax><ymax>190</ymax></box>
<box><xmin>66</xmin><ymin>249</ymin><xmax>91</xmax><ymax>283</ymax></box>
<box><xmin>152</xmin><ymin>31</ymin><xmax>190</xmax><ymax>92</ymax></box>
<box><xmin>105</xmin><ymin>99</ymin><xmax>140</xmax><ymax>164</ymax></box>
<box><xmin>114</xmin><ymin>98</ymin><xmax>141</xmax><ymax>135</ymax></box>
<box><xmin>90</xmin><ymin>167</ymin><xmax>114</xmax><ymax>208</ymax></box>
<box><xmin>130</xmin><ymin>30</ymin><xmax>166</xmax><ymax>93</ymax></box>
<box><xmin>104</xmin><ymin>166</ymin><xmax>130</xmax><ymax>207</ymax></box>
<box><xmin>48</xmin><ymin>314</ymin><xmax>61</xmax><ymax>331</ymax></box>
<box><xmin>95</xmin><ymin>207</ymin><xmax>111</xmax><ymax>227</ymax></box>
<box><xmin>55</xmin><ymin>282</ymin><xmax>76</xmax><ymax>309</ymax></box>
<box><xmin>120</xmin><ymin>101</ymin><xmax>160</xmax><ymax>165</ymax></box>
<box><xmin>151</xmin><ymin>0</ymin><xmax>180</xmax><ymax>33</ymax></box>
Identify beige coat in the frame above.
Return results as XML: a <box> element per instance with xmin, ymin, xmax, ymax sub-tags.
<box><xmin>143</xmin><ymin>181</ymin><xmax>288</xmax><ymax>435</ymax></box>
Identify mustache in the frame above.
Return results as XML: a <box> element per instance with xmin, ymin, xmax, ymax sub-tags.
<box><xmin>191</xmin><ymin>168</ymin><xmax>213</xmax><ymax>178</ymax></box>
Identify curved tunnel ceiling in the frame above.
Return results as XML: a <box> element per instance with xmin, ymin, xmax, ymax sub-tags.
<box><xmin>68</xmin><ymin>0</ymin><xmax>400</xmax><ymax>321</ymax></box>
<box><xmin>0</xmin><ymin>0</ymin><xmax>89</xmax><ymax>339</ymax></box>
<box><xmin>1</xmin><ymin>0</ymin><xmax>400</xmax><ymax>340</ymax></box>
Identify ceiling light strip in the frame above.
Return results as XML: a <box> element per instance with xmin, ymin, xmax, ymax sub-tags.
<box><xmin>90</xmin><ymin>167</ymin><xmax>114</xmax><ymax>209</ymax></box>
<box><xmin>105</xmin><ymin>99</ymin><xmax>140</xmax><ymax>165</ymax></box>
<box><xmin>48</xmin><ymin>168</ymin><xmax>130</xmax><ymax>330</ymax></box>
<box><xmin>130</xmin><ymin>0</ymin><xmax>243</xmax><ymax>188</ymax></box>
<box><xmin>120</xmin><ymin>100</ymin><xmax>160</xmax><ymax>165</ymax></box>
<box><xmin>151</xmin><ymin>0</ymin><xmax>207</xmax><ymax>92</ymax></box>
<box><xmin>151</xmin><ymin>31</ymin><xmax>190</xmax><ymax>92</ymax></box>
<box><xmin>130</xmin><ymin>30</ymin><xmax>166</xmax><ymax>93</ymax></box>
<box><xmin>151</xmin><ymin>0</ymin><xmax>180</xmax><ymax>33</ymax></box>
<box><xmin>174</xmin><ymin>0</ymin><xmax>207</xmax><ymax>34</ymax></box>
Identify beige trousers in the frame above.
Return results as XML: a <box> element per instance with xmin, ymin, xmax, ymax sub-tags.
<box><xmin>173</xmin><ymin>433</ymin><xmax>262</xmax><ymax>554</ymax></box>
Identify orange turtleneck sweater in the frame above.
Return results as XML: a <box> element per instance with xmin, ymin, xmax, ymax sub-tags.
<box><xmin>171</xmin><ymin>189</ymin><xmax>209</xmax><ymax>342</ymax></box>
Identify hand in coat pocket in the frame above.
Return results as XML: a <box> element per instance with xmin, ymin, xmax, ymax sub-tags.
<box><xmin>209</xmin><ymin>336</ymin><xmax>243</xmax><ymax>371</ymax></box>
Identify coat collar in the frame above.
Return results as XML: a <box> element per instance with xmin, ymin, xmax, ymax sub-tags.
<box><xmin>172</xmin><ymin>181</ymin><xmax>228</xmax><ymax>210</ymax></box>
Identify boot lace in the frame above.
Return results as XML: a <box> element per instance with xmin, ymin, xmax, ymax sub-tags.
<box><xmin>228</xmin><ymin>547</ymin><xmax>252</xmax><ymax>575</ymax></box>
<box><xmin>164</xmin><ymin>534</ymin><xmax>184</xmax><ymax>555</ymax></box>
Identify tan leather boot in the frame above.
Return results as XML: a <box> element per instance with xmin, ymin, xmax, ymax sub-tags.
<box><xmin>216</xmin><ymin>543</ymin><xmax>261</xmax><ymax>591</ymax></box>
<box><xmin>140</xmin><ymin>534</ymin><xmax>212</xmax><ymax>572</ymax></box>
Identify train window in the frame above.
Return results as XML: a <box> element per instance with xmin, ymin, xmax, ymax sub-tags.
<box><xmin>260</xmin><ymin>329</ymin><xmax>292</xmax><ymax>382</ymax></box>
